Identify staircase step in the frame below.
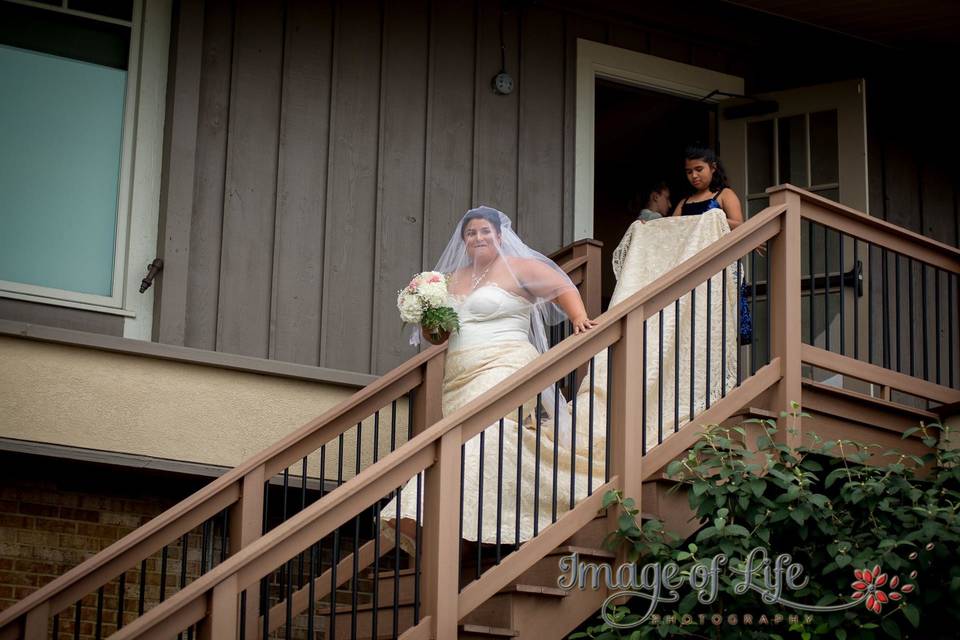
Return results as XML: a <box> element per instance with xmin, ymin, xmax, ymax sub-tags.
<box><xmin>315</xmin><ymin>599</ymin><xmax>417</xmax><ymax>640</ymax></box>
<box><xmin>546</xmin><ymin>545</ymin><xmax>615</xmax><ymax>559</ymax></box>
<box><xmin>499</xmin><ymin>583</ymin><xmax>568</xmax><ymax>598</ymax></box>
<box><xmin>459</xmin><ymin>623</ymin><xmax>520</xmax><ymax>638</ymax></box>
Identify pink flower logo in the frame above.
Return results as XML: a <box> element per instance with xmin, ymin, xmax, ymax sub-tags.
<box><xmin>850</xmin><ymin>565</ymin><xmax>914</xmax><ymax>614</ymax></box>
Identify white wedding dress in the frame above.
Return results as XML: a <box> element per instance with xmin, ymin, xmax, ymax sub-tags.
<box><xmin>380</xmin><ymin>210</ymin><xmax>738</xmax><ymax>544</ymax></box>
<box><xmin>380</xmin><ymin>283</ymin><xmax>605</xmax><ymax>545</ymax></box>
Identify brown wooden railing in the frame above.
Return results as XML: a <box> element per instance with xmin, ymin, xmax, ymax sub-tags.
<box><xmin>51</xmin><ymin>203</ymin><xmax>786</xmax><ymax>639</ymax></box>
<box><xmin>3</xmin><ymin>186</ymin><xmax>959</xmax><ymax>639</ymax></box>
<box><xmin>0</xmin><ymin>240</ymin><xmax>602</xmax><ymax>640</ymax></box>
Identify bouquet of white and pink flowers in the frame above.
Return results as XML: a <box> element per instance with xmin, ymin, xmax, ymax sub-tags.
<box><xmin>397</xmin><ymin>271</ymin><xmax>460</xmax><ymax>345</ymax></box>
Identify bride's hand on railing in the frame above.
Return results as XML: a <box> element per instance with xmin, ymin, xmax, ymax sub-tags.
<box><xmin>571</xmin><ymin>315</ymin><xmax>598</xmax><ymax>334</ymax></box>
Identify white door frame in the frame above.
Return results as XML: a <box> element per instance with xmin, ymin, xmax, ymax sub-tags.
<box><xmin>574</xmin><ymin>38</ymin><xmax>744</xmax><ymax>240</ymax></box>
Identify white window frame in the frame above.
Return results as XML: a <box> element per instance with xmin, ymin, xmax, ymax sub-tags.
<box><xmin>574</xmin><ymin>38</ymin><xmax>744</xmax><ymax>240</ymax></box>
<box><xmin>0</xmin><ymin>0</ymin><xmax>170</xmax><ymax>333</ymax></box>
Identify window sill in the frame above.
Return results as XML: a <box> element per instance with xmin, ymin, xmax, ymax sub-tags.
<box><xmin>0</xmin><ymin>289</ymin><xmax>136</xmax><ymax>317</ymax></box>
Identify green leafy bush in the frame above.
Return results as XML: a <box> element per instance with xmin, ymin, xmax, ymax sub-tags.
<box><xmin>570</xmin><ymin>408</ymin><xmax>960</xmax><ymax>639</ymax></box>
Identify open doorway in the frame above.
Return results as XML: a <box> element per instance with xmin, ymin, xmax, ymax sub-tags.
<box><xmin>593</xmin><ymin>79</ymin><xmax>715</xmax><ymax>310</ymax></box>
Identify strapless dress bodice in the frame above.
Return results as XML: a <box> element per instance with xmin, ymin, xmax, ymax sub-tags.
<box><xmin>447</xmin><ymin>284</ymin><xmax>532</xmax><ymax>352</ymax></box>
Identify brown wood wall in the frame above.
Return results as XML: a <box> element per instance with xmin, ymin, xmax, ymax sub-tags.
<box><xmin>149</xmin><ymin>0</ymin><xmax>958</xmax><ymax>377</ymax></box>
<box><xmin>154</xmin><ymin>0</ymin><xmax>748</xmax><ymax>374</ymax></box>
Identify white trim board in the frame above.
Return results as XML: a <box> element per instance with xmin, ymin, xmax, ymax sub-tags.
<box><xmin>573</xmin><ymin>39</ymin><xmax>745</xmax><ymax>240</ymax></box>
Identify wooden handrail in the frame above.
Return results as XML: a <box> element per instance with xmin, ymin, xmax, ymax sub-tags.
<box><xmin>770</xmin><ymin>184</ymin><xmax>960</xmax><ymax>273</ymax></box>
<box><xmin>801</xmin><ymin>344</ymin><xmax>960</xmax><ymax>405</ymax></box>
<box><xmin>0</xmin><ymin>238</ymin><xmax>601</xmax><ymax>638</ymax></box>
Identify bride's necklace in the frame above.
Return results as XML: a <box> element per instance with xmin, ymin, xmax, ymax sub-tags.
<box><xmin>470</xmin><ymin>258</ymin><xmax>496</xmax><ymax>290</ymax></box>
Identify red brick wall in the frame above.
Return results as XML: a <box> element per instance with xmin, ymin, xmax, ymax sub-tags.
<box><xmin>0</xmin><ymin>453</ymin><xmax>215</xmax><ymax>638</ymax></box>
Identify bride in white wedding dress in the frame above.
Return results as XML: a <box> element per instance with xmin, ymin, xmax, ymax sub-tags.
<box><xmin>380</xmin><ymin>203</ymin><xmax>739</xmax><ymax>551</ymax></box>
<box><xmin>381</xmin><ymin>206</ymin><xmax>603</xmax><ymax>547</ymax></box>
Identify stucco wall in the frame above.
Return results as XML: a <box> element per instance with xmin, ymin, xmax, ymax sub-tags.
<box><xmin>0</xmin><ymin>336</ymin><xmax>409</xmax><ymax>474</ymax></box>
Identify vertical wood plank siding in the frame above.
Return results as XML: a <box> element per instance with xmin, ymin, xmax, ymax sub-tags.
<box><xmin>156</xmin><ymin>0</ymin><xmax>960</xmax><ymax>376</ymax></box>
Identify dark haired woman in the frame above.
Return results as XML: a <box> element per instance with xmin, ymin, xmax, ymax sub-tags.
<box><xmin>382</xmin><ymin>206</ymin><xmax>600</xmax><ymax>552</ymax></box>
<box><xmin>672</xmin><ymin>145</ymin><xmax>743</xmax><ymax>229</ymax></box>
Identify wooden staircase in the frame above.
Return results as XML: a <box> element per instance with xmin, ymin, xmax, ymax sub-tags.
<box><xmin>2</xmin><ymin>186</ymin><xmax>959</xmax><ymax>639</ymax></box>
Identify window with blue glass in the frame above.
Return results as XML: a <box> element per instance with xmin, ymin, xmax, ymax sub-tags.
<box><xmin>0</xmin><ymin>0</ymin><xmax>135</xmax><ymax>305</ymax></box>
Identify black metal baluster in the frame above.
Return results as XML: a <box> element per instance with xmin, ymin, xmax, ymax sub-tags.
<box><xmin>95</xmin><ymin>585</ymin><xmax>104</xmax><ymax>639</ymax></box>
<box><xmin>368</xmin><ymin>510</ymin><xmax>379</xmax><ymax>640</ymax></box>
<box><xmin>721</xmin><ymin>269</ymin><xmax>727</xmax><ymax>397</ymax></box>
<box><xmin>277</xmin><ymin>468</ymin><xmax>289</xmax><ymax>637</ymax></box>
<box><xmin>675</xmin><ymin>299</ymin><xmax>681</xmax><ymax>425</ymax></box>
<box><xmin>534</xmin><ymin>393</ymin><xmax>542</xmax><ymax>536</ymax></box>
<box><xmin>408</xmin><ymin>392</ymin><xmax>414</xmax><ymax>441</ymax></box>
<box><xmin>261</xmin><ymin>482</ymin><xmax>269</xmax><ymax>639</ymax></box>
<box><xmin>160</xmin><ymin>545</ymin><xmax>168</xmax><ymax>602</ymax></box>
<box><xmin>657</xmin><ymin>310</ymin><xmax>664</xmax><ymax>440</ymax></box>
<box><xmin>690</xmin><ymin>288</ymin><xmax>696</xmax><ymax>421</ymax></box>
<box><xmin>896</xmin><ymin>253</ymin><xmax>902</xmax><ymax>372</ymax></box>
<box><xmin>177</xmin><ymin>533</ymin><xmax>189</xmax><ymax>638</ymax></box>
<box><xmin>766</xmin><ymin>239</ymin><xmax>771</xmax><ymax>366</ymax></box>
<box><xmin>516</xmin><ymin>406</ymin><xmax>523</xmax><ymax>549</ymax></box>
<box><xmin>922</xmin><ymin>262</ymin><xmax>929</xmax><ymax>381</ymax></box>
<box><xmin>605</xmin><ymin>347</ymin><xmax>612</xmax><ymax>476</ymax></box>
<box><xmin>370</xmin><ymin>411</ymin><xmax>382</xmax><ymax>637</ymax></box>
<box><xmin>752</xmin><ymin>249</ymin><xmax>758</xmax><ymax>371</ymax></box>
<box><xmin>477</xmin><ymin>429</ymin><xmax>485</xmax><ymax>578</ymax></box>
<box><xmin>330</xmin><ymin>433</ymin><xmax>345</xmax><ymax>640</ymax></box>
<box><xmin>137</xmin><ymin>559</ymin><xmax>146</xmax><ymax>616</ymax></box>
<box><xmin>587</xmin><ymin>358</ymin><xmax>595</xmax><ymax>494</ymax></box>
<box><xmin>853</xmin><ymin>238</ymin><xmax>860</xmax><ymax>360</ymax></box>
<box><xmin>839</xmin><ymin>232</ymin><xmax>846</xmax><ymax>356</ymax></box>
<box><xmin>391</xmin><ymin>399</ymin><xmax>398</xmax><ymax>453</ymax></box>
<box><xmin>809</xmin><ymin>221</ymin><xmax>815</xmax><ymax>345</ymax></box>
<box><xmin>393</xmin><ymin>480</ymin><xmax>402</xmax><ymax>639</ymax></box>
<box><xmin>738</xmin><ymin>259</ymin><xmax>743</xmax><ymax>384</ymax></box>
<box><xmin>414</xmin><ymin>471</ymin><xmax>422</xmax><ymax>623</ymax></box>
<box><xmin>908</xmin><ymin>258</ymin><xmax>915</xmax><ymax>377</ymax></box>
<box><xmin>307</xmin><ymin>542</ymin><xmax>317</xmax><ymax>640</ymax></box>
<box><xmin>882</xmin><ymin>248</ymin><xmax>891</xmax><ymax>369</ymax></box>
<box><xmin>330</xmin><ymin>512</ymin><xmax>340</xmax><ymax>640</ymax></box>
<box><xmin>317</xmin><ymin>442</ymin><xmax>326</xmax><ymax>598</ymax></box>
<box><xmin>868</xmin><ymin>242</ymin><xmax>874</xmax><ymax>364</ymax></box>
<box><xmin>497</xmin><ymin>417</ymin><xmax>505</xmax><ymax>562</ymax></box>
<box><xmin>285</xmin><ymin>554</ymin><xmax>293</xmax><ymax>639</ymax></box>
<box><xmin>179</xmin><ymin>534</ymin><xmax>188</xmax><ymax>600</ymax></box>
<box><xmin>570</xmin><ymin>372</ymin><xmax>577</xmax><ymax>510</ymax></box>
<box><xmin>936</xmin><ymin>268</ymin><xmax>942</xmax><ymax>385</ymax></box>
<box><xmin>706</xmin><ymin>279</ymin><xmax>712</xmax><ymax>409</ymax></box>
<box><xmin>350</xmin><ymin>426</ymin><xmax>361</xmax><ymax>640</ymax></box>
<box><xmin>282</xmin><ymin>466</ymin><xmax>290</xmax><ymax>524</ymax></box>
<box><xmin>299</xmin><ymin>457</ymin><xmax>307</xmax><ymax>585</ymax></box>
<box><xmin>642</xmin><ymin>319</ymin><xmax>648</xmax><ymax>453</ymax></box>
<box><xmin>337</xmin><ymin>434</ymin><xmax>345</xmax><ymax>488</ymax></box>
<box><xmin>73</xmin><ymin>600</ymin><xmax>81</xmax><ymax>640</ymax></box>
<box><xmin>552</xmin><ymin>380</ymin><xmax>560</xmax><ymax>523</ymax></box>
<box><xmin>52</xmin><ymin>613</ymin><xmax>59</xmax><ymax>638</ymax></box>
<box><xmin>200</xmin><ymin>521</ymin><xmax>210</xmax><ymax>576</ymax></box>
<box><xmin>458</xmin><ymin>444</ymin><xmax>464</xmax><ymax>588</ymax></box>
<box><xmin>117</xmin><ymin>571</ymin><xmax>126</xmax><ymax>630</ymax></box>
<box><xmin>823</xmin><ymin>227</ymin><xmax>830</xmax><ymax>353</ymax></box>
<box><xmin>950</xmin><ymin>274</ymin><xmax>956</xmax><ymax>388</ymax></box>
